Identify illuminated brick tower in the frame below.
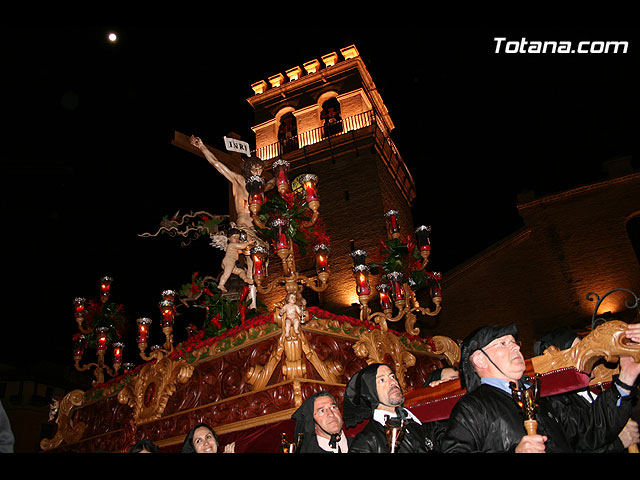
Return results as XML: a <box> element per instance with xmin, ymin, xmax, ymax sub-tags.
<box><xmin>247</xmin><ymin>45</ymin><xmax>417</xmax><ymax>315</ymax></box>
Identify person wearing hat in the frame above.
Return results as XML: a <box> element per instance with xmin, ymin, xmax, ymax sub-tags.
<box><xmin>533</xmin><ymin>327</ymin><xmax>639</xmax><ymax>453</ymax></box>
<box><xmin>441</xmin><ymin>323</ymin><xmax>640</xmax><ymax>453</ymax></box>
<box><xmin>343</xmin><ymin>363</ymin><xmax>444</xmax><ymax>453</ymax></box>
<box><xmin>291</xmin><ymin>391</ymin><xmax>351</xmax><ymax>453</ymax></box>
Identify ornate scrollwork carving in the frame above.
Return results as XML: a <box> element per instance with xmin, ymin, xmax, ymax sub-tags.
<box><xmin>353</xmin><ymin>329</ymin><xmax>416</xmax><ymax>391</ymax></box>
<box><xmin>531</xmin><ymin>320</ymin><xmax>640</xmax><ymax>384</ymax></box>
<box><xmin>117</xmin><ymin>356</ymin><xmax>194</xmax><ymax>424</ymax></box>
<box><xmin>245</xmin><ymin>329</ymin><xmax>346</xmax><ymax>391</ymax></box>
<box><xmin>40</xmin><ymin>390</ymin><xmax>86</xmax><ymax>451</ymax></box>
<box><xmin>430</xmin><ymin>335</ymin><xmax>461</xmax><ymax>368</ymax></box>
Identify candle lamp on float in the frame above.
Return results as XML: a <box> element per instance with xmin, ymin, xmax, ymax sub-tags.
<box><xmin>246</xmin><ymin>175</ymin><xmax>266</xmax><ymax>219</ymax></box>
<box><xmin>272</xmin><ymin>159</ymin><xmax>291</xmax><ymax>195</ymax></box>
<box><xmin>352</xmin><ymin>212</ymin><xmax>443</xmax><ymax>336</ymax></box>
<box><xmin>248</xmin><ymin>160</ymin><xmax>329</xmax><ymax>314</ymax></box>
<box><xmin>71</xmin><ymin>277</ymin><xmax>127</xmax><ymax>386</ymax></box>
<box><xmin>136</xmin><ymin>290</ymin><xmax>180</xmax><ymax>362</ymax></box>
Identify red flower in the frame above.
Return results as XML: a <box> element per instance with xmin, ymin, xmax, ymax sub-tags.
<box><xmin>210</xmin><ymin>313</ymin><xmax>222</xmax><ymax>329</ymax></box>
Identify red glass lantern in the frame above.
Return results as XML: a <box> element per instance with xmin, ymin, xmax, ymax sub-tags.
<box><xmin>376</xmin><ymin>283</ymin><xmax>393</xmax><ymax>310</ymax></box>
<box><xmin>112</xmin><ymin>342</ymin><xmax>124</xmax><ymax>367</ymax></box>
<box><xmin>272</xmin><ymin>159</ymin><xmax>291</xmax><ymax>195</ymax></box>
<box><xmin>300</xmin><ymin>173</ymin><xmax>319</xmax><ymax>203</ymax></box>
<box><xmin>384</xmin><ymin>210</ymin><xmax>400</xmax><ymax>237</ymax></box>
<box><xmin>427</xmin><ymin>271</ymin><xmax>443</xmax><ymax>298</ymax></box>
<box><xmin>137</xmin><ymin>317</ymin><xmax>152</xmax><ymax>345</ymax></box>
<box><xmin>123</xmin><ymin>363</ymin><xmax>135</xmax><ymax>375</ymax></box>
<box><xmin>314</xmin><ymin>244</ymin><xmax>330</xmax><ymax>273</ymax></box>
<box><xmin>354</xmin><ymin>265</ymin><xmax>371</xmax><ymax>296</ymax></box>
<box><xmin>99</xmin><ymin>276</ymin><xmax>113</xmax><ymax>302</ymax></box>
<box><xmin>73</xmin><ymin>297</ymin><xmax>86</xmax><ymax>315</ymax></box>
<box><xmin>270</xmin><ymin>217</ymin><xmax>290</xmax><ymax>251</ymax></box>
<box><xmin>251</xmin><ymin>246</ymin><xmax>268</xmax><ymax>278</ymax></box>
<box><xmin>96</xmin><ymin>327</ymin><xmax>109</xmax><ymax>352</ymax></box>
<box><xmin>387</xmin><ymin>271</ymin><xmax>405</xmax><ymax>302</ymax></box>
<box><xmin>159</xmin><ymin>300</ymin><xmax>175</xmax><ymax>328</ymax></box>
<box><xmin>246</xmin><ymin>175</ymin><xmax>265</xmax><ymax>214</ymax></box>
<box><xmin>73</xmin><ymin>334</ymin><xmax>87</xmax><ymax>359</ymax></box>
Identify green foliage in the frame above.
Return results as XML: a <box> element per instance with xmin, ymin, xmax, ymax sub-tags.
<box><xmin>256</xmin><ymin>190</ymin><xmax>314</xmax><ymax>256</ymax></box>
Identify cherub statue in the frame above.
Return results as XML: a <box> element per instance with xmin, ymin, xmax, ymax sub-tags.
<box><xmin>211</xmin><ymin>228</ymin><xmax>256</xmax><ymax>293</ymax></box>
<box><xmin>278</xmin><ymin>292</ymin><xmax>302</xmax><ymax>339</ymax></box>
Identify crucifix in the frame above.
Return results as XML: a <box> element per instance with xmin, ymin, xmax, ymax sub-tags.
<box><xmin>171</xmin><ymin>130</ymin><xmax>272</xmax><ymax>306</ymax></box>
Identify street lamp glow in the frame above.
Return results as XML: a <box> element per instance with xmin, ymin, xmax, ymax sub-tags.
<box><xmin>108</xmin><ymin>32</ymin><xmax>117</xmax><ymax>42</ymax></box>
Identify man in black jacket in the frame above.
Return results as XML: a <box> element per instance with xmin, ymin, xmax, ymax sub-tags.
<box><xmin>441</xmin><ymin>323</ymin><xmax>640</xmax><ymax>453</ymax></box>
<box><xmin>343</xmin><ymin>363</ymin><xmax>444</xmax><ymax>453</ymax></box>
<box><xmin>291</xmin><ymin>391</ymin><xmax>351</xmax><ymax>453</ymax></box>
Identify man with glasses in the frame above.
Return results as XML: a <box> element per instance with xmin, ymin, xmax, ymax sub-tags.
<box><xmin>291</xmin><ymin>391</ymin><xmax>351</xmax><ymax>453</ymax></box>
<box><xmin>442</xmin><ymin>323</ymin><xmax>640</xmax><ymax>453</ymax></box>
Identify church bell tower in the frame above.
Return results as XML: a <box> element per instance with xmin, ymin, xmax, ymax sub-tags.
<box><xmin>247</xmin><ymin>45</ymin><xmax>417</xmax><ymax>316</ymax></box>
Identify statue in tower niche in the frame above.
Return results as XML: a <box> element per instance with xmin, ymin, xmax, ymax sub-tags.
<box><xmin>320</xmin><ymin>98</ymin><xmax>343</xmax><ymax>137</ymax></box>
<box><xmin>277</xmin><ymin>112</ymin><xmax>298</xmax><ymax>154</ymax></box>
<box><xmin>190</xmin><ymin>135</ymin><xmax>273</xmax><ymax>302</ymax></box>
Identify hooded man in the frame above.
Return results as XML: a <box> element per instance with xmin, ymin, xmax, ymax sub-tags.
<box><xmin>442</xmin><ymin>323</ymin><xmax>640</xmax><ymax>453</ymax></box>
<box><xmin>343</xmin><ymin>363</ymin><xmax>444</xmax><ymax>453</ymax></box>
<box><xmin>291</xmin><ymin>391</ymin><xmax>351</xmax><ymax>453</ymax></box>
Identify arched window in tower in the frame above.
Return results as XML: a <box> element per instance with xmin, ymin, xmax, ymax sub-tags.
<box><xmin>626</xmin><ymin>214</ymin><xmax>640</xmax><ymax>266</ymax></box>
<box><xmin>277</xmin><ymin>112</ymin><xmax>298</xmax><ymax>154</ymax></box>
<box><xmin>320</xmin><ymin>97</ymin><xmax>343</xmax><ymax>138</ymax></box>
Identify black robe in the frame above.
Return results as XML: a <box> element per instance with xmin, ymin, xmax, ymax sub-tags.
<box><xmin>442</xmin><ymin>383</ymin><xmax>633</xmax><ymax>453</ymax></box>
<box><xmin>349</xmin><ymin>414</ymin><xmax>445</xmax><ymax>453</ymax></box>
<box><xmin>298</xmin><ymin>434</ymin><xmax>353</xmax><ymax>453</ymax></box>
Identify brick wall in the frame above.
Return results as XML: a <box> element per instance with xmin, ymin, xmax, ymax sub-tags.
<box><xmin>422</xmin><ymin>174</ymin><xmax>640</xmax><ymax>356</ymax></box>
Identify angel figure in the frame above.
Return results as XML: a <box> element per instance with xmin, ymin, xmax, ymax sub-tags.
<box><xmin>278</xmin><ymin>292</ymin><xmax>302</xmax><ymax>339</ymax></box>
<box><xmin>211</xmin><ymin>228</ymin><xmax>255</xmax><ymax>293</ymax></box>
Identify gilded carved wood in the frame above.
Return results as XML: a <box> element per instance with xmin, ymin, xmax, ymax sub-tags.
<box><xmin>40</xmin><ymin>389</ymin><xmax>86</xmax><ymax>451</ymax></box>
<box><xmin>531</xmin><ymin>320</ymin><xmax>640</xmax><ymax>384</ymax></box>
<box><xmin>353</xmin><ymin>329</ymin><xmax>416</xmax><ymax>391</ymax></box>
<box><xmin>117</xmin><ymin>355</ymin><xmax>194</xmax><ymax>424</ymax></box>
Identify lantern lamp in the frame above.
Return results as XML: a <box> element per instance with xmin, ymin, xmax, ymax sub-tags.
<box><xmin>270</xmin><ymin>217</ymin><xmax>291</xmax><ymax>254</ymax></box>
<box><xmin>314</xmin><ymin>243</ymin><xmax>330</xmax><ymax>282</ymax></box>
<box><xmin>250</xmin><ymin>245</ymin><xmax>268</xmax><ymax>281</ymax></box>
<box><xmin>73</xmin><ymin>334</ymin><xmax>87</xmax><ymax>360</ymax></box>
<box><xmin>415</xmin><ymin>225</ymin><xmax>432</xmax><ymax>262</ymax></box>
<box><xmin>112</xmin><ymin>342</ymin><xmax>124</xmax><ymax>368</ymax></box>
<box><xmin>384</xmin><ymin>209</ymin><xmax>401</xmax><ymax>238</ymax></box>
<box><xmin>376</xmin><ymin>283</ymin><xmax>393</xmax><ymax>311</ymax></box>
<box><xmin>353</xmin><ymin>264</ymin><xmax>371</xmax><ymax>297</ymax></box>
<box><xmin>272</xmin><ymin>159</ymin><xmax>291</xmax><ymax>195</ymax></box>
<box><xmin>96</xmin><ymin>326</ymin><xmax>109</xmax><ymax>352</ymax></box>
<box><xmin>246</xmin><ymin>175</ymin><xmax>265</xmax><ymax>215</ymax></box>
<box><xmin>387</xmin><ymin>271</ymin><xmax>405</xmax><ymax>303</ymax></box>
<box><xmin>136</xmin><ymin>317</ymin><xmax>152</xmax><ymax>346</ymax></box>
<box><xmin>300</xmin><ymin>173</ymin><xmax>319</xmax><ymax>206</ymax></box>
<box><xmin>159</xmin><ymin>300</ymin><xmax>175</xmax><ymax>328</ymax></box>
<box><xmin>99</xmin><ymin>276</ymin><xmax>113</xmax><ymax>303</ymax></box>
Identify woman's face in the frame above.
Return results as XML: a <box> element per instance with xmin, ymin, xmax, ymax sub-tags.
<box><xmin>192</xmin><ymin>426</ymin><xmax>218</xmax><ymax>453</ymax></box>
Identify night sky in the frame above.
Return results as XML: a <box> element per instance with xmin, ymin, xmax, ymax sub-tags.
<box><xmin>0</xmin><ymin>27</ymin><xmax>632</xmax><ymax>372</ymax></box>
